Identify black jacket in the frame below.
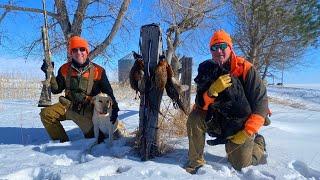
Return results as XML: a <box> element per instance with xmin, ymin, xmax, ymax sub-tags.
<box><xmin>194</xmin><ymin>60</ymin><xmax>252</xmax><ymax>138</ymax></box>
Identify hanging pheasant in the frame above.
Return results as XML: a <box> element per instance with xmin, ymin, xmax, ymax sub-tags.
<box><xmin>154</xmin><ymin>55</ymin><xmax>168</xmax><ymax>90</ymax></box>
<box><xmin>155</xmin><ymin>57</ymin><xmax>189</xmax><ymax>114</ymax></box>
<box><xmin>129</xmin><ymin>51</ymin><xmax>145</xmax><ymax>96</ymax></box>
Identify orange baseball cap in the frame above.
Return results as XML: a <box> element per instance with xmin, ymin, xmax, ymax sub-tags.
<box><xmin>209</xmin><ymin>29</ymin><xmax>233</xmax><ymax>48</ymax></box>
<box><xmin>68</xmin><ymin>36</ymin><xmax>89</xmax><ymax>54</ymax></box>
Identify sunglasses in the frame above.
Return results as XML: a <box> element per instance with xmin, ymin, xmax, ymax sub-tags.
<box><xmin>71</xmin><ymin>47</ymin><xmax>86</xmax><ymax>53</ymax></box>
<box><xmin>210</xmin><ymin>43</ymin><xmax>228</xmax><ymax>51</ymax></box>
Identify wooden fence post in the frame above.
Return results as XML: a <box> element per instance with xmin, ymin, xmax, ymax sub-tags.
<box><xmin>139</xmin><ymin>24</ymin><xmax>163</xmax><ymax>160</ymax></box>
<box><xmin>180</xmin><ymin>57</ymin><xmax>192</xmax><ymax>113</ymax></box>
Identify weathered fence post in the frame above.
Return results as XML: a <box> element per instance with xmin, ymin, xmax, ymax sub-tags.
<box><xmin>139</xmin><ymin>23</ymin><xmax>163</xmax><ymax>160</ymax></box>
<box><xmin>180</xmin><ymin>57</ymin><xmax>192</xmax><ymax>113</ymax></box>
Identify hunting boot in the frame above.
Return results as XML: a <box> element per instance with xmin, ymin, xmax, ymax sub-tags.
<box><xmin>255</xmin><ymin>134</ymin><xmax>266</xmax><ymax>151</ymax></box>
<box><xmin>264</xmin><ymin>116</ymin><xmax>271</xmax><ymax>126</ymax></box>
<box><xmin>184</xmin><ymin>163</ymin><xmax>203</xmax><ymax>174</ymax></box>
<box><xmin>253</xmin><ymin>134</ymin><xmax>267</xmax><ymax>165</ymax></box>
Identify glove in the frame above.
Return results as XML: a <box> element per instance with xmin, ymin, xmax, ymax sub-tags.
<box><xmin>41</xmin><ymin>60</ymin><xmax>54</xmax><ymax>73</ymax></box>
<box><xmin>208</xmin><ymin>74</ymin><xmax>232</xmax><ymax>97</ymax></box>
<box><xmin>202</xmin><ymin>91</ymin><xmax>214</xmax><ymax>110</ymax></box>
<box><xmin>72</xmin><ymin>100</ymin><xmax>84</xmax><ymax>114</ymax></box>
<box><xmin>110</xmin><ymin>107</ymin><xmax>119</xmax><ymax>124</ymax></box>
<box><xmin>227</xmin><ymin>130</ymin><xmax>251</xmax><ymax>145</ymax></box>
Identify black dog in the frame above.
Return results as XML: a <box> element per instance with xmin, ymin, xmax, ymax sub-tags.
<box><xmin>194</xmin><ymin>60</ymin><xmax>252</xmax><ymax>145</ymax></box>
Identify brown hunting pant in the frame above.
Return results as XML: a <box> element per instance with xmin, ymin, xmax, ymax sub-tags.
<box><xmin>187</xmin><ymin>108</ymin><xmax>265</xmax><ymax>170</ymax></box>
<box><xmin>40</xmin><ymin>102</ymin><xmax>95</xmax><ymax>142</ymax></box>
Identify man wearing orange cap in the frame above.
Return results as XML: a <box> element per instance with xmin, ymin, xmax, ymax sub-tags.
<box><xmin>185</xmin><ymin>30</ymin><xmax>269</xmax><ymax>173</ymax></box>
<box><xmin>39</xmin><ymin>36</ymin><xmax>122</xmax><ymax>143</ymax></box>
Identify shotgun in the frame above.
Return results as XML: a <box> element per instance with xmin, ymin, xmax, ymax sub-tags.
<box><xmin>38</xmin><ymin>0</ymin><xmax>53</xmax><ymax>107</ymax></box>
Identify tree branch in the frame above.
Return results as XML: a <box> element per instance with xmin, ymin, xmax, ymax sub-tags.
<box><xmin>72</xmin><ymin>0</ymin><xmax>89</xmax><ymax>35</ymax></box>
<box><xmin>0</xmin><ymin>4</ymin><xmax>58</xmax><ymax>19</ymax></box>
<box><xmin>0</xmin><ymin>8</ymin><xmax>9</xmax><ymax>23</ymax></box>
<box><xmin>89</xmin><ymin>0</ymin><xmax>131</xmax><ymax>60</ymax></box>
<box><xmin>54</xmin><ymin>0</ymin><xmax>71</xmax><ymax>39</ymax></box>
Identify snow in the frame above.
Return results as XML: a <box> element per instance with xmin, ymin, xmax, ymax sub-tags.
<box><xmin>0</xmin><ymin>84</ymin><xmax>320</xmax><ymax>179</ymax></box>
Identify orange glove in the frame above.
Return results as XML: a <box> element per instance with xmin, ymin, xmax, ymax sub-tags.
<box><xmin>244</xmin><ymin>114</ymin><xmax>265</xmax><ymax>136</ymax></box>
<box><xmin>202</xmin><ymin>91</ymin><xmax>215</xmax><ymax>110</ymax></box>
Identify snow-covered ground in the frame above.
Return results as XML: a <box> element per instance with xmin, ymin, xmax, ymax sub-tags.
<box><xmin>0</xmin><ymin>85</ymin><xmax>320</xmax><ymax>179</ymax></box>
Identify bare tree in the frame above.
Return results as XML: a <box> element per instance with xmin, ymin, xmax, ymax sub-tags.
<box><xmin>230</xmin><ymin>0</ymin><xmax>320</xmax><ymax>79</ymax></box>
<box><xmin>157</xmin><ymin>0</ymin><xmax>222</xmax><ymax>77</ymax></box>
<box><xmin>0</xmin><ymin>0</ymin><xmax>131</xmax><ymax>60</ymax></box>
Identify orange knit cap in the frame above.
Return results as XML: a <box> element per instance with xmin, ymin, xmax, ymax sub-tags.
<box><xmin>68</xmin><ymin>36</ymin><xmax>89</xmax><ymax>54</ymax></box>
<box><xmin>209</xmin><ymin>29</ymin><xmax>233</xmax><ymax>48</ymax></box>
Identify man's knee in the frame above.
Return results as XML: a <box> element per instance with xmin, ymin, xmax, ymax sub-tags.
<box><xmin>227</xmin><ymin>147</ymin><xmax>251</xmax><ymax>170</ymax></box>
<box><xmin>40</xmin><ymin>107</ymin><xmax>55</xmax><ymax>124</ymax></box>
<box><xmin>226</xmin><ymin>139</ymin><xmax>254</xmax><ymax>171</ymax></box>
<box><xmin>39</xmin><ymin>104</ymin><xmax>65</xmax><ymax>124</ymax></box>
<box><xmin>187</xmin><ymin>109</ymin><xmax>206</xmax><ymax>129</ymax></box>
<box><xmin>229</xmin><ymin>158</ymin><xmax>250</xmax><ymax>171</ymax></box>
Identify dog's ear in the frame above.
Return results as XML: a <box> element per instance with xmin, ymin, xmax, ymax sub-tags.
<box><xmin>109</xmin><ymin>100</ymin><xmax>113</xmax><ymax>108</ymax></box>
<box><xmin>107</xmin><ymin>97</ymin><xmax>113</xmax><ymax>109</ymax></box>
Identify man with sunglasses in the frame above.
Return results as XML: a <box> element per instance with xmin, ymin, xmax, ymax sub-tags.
<box><xmin>185</xmin><ymin>30</ymin><xmax>268</xmax><ymax>173</ymax></box>
<box><xmin>39</xmin><ymin>36</ymin><xmax>121</xmax><ymax>143</ymax></box>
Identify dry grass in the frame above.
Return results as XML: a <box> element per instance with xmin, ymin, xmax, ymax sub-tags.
<box><xmin>157</xmin><ymin>109</ymin><xmax>188</xmax><ymax>154</ymax></box>
<box><xmin>111</xmin><ymin>81</ymin><xmax>140</xmax><ymax>101</ymax></box>
<box><xmin>268</xmin><ymin>96</ymin><xmax>307</xmax><ymax>109</ymax></box>
<box><xmin>133</xmin><ymin>99</ymin><xmax>189</xmax><ymax>156</ymax></box>
<box><xmin>0</xmin><ymin>73</ymin><xmax>136</xmax><ymax>101</ymax></box>
<box><xmin>0</xmin><ymin>73</ymin><xmax>41</xmax><ymax>100</ymax></box>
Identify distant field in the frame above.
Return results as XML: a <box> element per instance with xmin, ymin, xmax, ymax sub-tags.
<box><xmin>283</xmin><ymin>84</ymin><xmax>320</xmax><ymax>90</ymax></box>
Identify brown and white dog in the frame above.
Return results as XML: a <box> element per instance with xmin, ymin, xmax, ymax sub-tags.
<box><xmin>91</xmin><ymin>93</ymin><xmax>117</xmax><ymax>146</ymax></box>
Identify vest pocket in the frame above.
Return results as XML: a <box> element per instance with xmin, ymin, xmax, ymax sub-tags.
<box><xmin>79</xmin><ymin>77</ymin><xmax>89</xmax><ymax>92</ymax></box>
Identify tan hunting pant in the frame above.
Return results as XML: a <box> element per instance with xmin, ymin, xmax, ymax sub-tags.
<box><xmin>40</xmin><ymin>102</ymin><xmax>95</xmax><ymax>142</ymax></box>
<box><xmin>187</xmin><ymin>108</ymin><xmax>265</xmax><ymax>170</ymax></box>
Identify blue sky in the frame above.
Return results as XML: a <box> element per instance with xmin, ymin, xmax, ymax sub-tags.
<box><xmin>0</xmin><ymin>0</ymin><xmax>319</xmax><ymax>84</ymax></box>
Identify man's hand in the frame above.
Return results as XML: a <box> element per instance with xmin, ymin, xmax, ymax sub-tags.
<box><xmin>208</xmin><ymin>74</ymin><xmax>232</xmax><ymax>97</ymax></box>
<box><xmin>41</xmin><ymin>60</ymin><xmax>54</xmax><ymax>73</ymax></box>
<box><xmin>227</xmin><ymin>130</ymin><xmax>251</xmax><ymax>145</ymax></box>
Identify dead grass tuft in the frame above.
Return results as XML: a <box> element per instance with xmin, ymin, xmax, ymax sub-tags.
<box><xmin>133</xmin><ymin>100</ymin><xmax>189</xmax><ymax>156</ymax></box>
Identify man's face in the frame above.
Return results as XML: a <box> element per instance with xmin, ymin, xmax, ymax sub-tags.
<box><xmin>210</xmin><ymin>42</ymin><xmax>231</xmax><ymax>65</ymax></box>
<box><xmin>71</xmin><ymin>47</ymin><xmax>88</xmax><ymax>64</ymax></box>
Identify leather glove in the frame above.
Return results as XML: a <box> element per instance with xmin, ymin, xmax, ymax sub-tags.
<box><xmin>110</xmin><ymin>107</ymin><xmax>119</xmax><ymax>124</ymax></box>
<box><xmin>227</xmin><ymin>130</ymin><xmax>251</xmax><ymax>145</ymax></box>
<box><xmin>72</xmin><ymin>100</ymin><xmax>84</xmax><ymax>114</ymax></box>
<box><xmin>208</xmin><ymin>74</ymin><xmax>232</xmax><ymax>97</ymax></box>
<box><xmin>41</xmin><ymin>60</ymin><xmax>54</xmax><ymax>73</ymax></box>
